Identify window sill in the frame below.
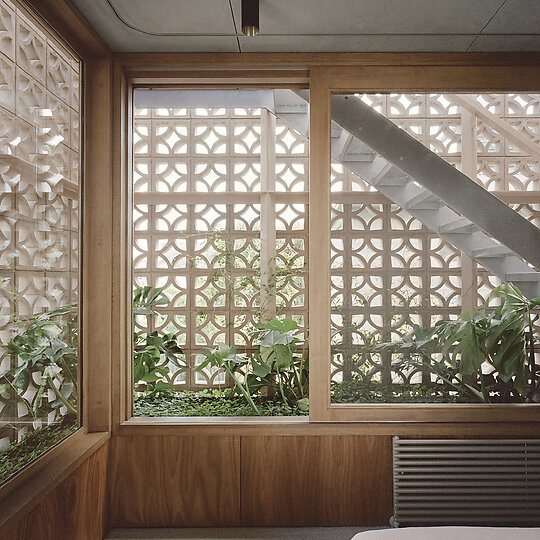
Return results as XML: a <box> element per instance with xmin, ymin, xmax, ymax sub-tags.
<box><xmin>0</xmin><ymin>431</ymin><xmax>110</xmax><ymax>529</ymax></box>
<box><xmin>118</xmin><ymin>414</ymin><xmax>540</xmax><ymax>437</ymax></box>
<box><xmin>124</xmin><ymin>415</ymin><xmax>308</xmax><ymax>425</ymax></box>
<box><xmin>120</xmin><ymin>415</ymin><xmax>309</xmax><ymax>435</ymax></box>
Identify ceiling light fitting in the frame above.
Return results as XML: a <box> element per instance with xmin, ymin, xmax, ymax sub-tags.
<box><xmin>242</xmin><ymin>0</ymin><xmax>259</xmax><ymax>36</ymax></box>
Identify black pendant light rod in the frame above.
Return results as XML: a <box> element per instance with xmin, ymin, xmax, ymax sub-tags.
<box><xmin>242</xmin><ymin>0</ymin><xmax>259</xmax><ymax>36</ymax></box>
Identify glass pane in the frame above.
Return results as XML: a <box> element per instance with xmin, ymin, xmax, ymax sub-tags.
<box><xmin>132</xmin><ymin>90</ymin><xmax>309</xmax><ymax>417</ymax></box>
<box><xmin>330</xmin><ymin>92</ymin><xmax>540</xmax><ymax>405</ymax></box>
<box><xmin>0</xmin><ymin>0</ymin><xmax>81</xmax><ymax>484</ymax></box>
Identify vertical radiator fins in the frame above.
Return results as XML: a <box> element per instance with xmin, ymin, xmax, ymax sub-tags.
<box><xmin>392</xmin><ymin>438</ymin><xmax>540</xmax><ymax>527</ymax></box>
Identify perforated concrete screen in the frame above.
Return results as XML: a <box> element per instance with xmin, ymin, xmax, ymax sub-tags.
<box><xmin>0</xmin><ymin>0</ymin><xmax>81</xmax><ymax>474</ymax></box>
<box><xmin>132</xmin><ymin>89</ymin><xmax>540</xmax><ymax>405</ymax></box>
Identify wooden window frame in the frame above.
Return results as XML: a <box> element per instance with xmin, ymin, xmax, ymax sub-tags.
<box><xmin>113</xmin><ymin>56</ymin><xmax>540</xmax><ymax>427</ymax></box>
<box><xmin>114</xmin><ymin>67</ymin><xmax>311</xmax><ymax>428</ymax></box>
<box><xmin>309</xmin><ymin>64</ymin><xmax>540</xmax><ymax>422</ymax></box>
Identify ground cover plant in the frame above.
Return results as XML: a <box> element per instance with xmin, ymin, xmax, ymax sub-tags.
<box><xmin>0</xmin><ymin>417</ymin><xmax>77</xmax><ymax>484</ymax></box>
<box><xmin>134</xmin><ymin>390</ymin><xmax>308</xmax><ymax>417</ymax></box>
<box><xmin>331</xmin><ymin>379</ymin><xmax>463</xmax><ymax>404</ymax></box>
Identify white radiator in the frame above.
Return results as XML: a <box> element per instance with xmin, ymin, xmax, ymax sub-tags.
<box><xmin>392</xmin><ymin>437</ymin><xmax>540</xmax><ymax>527</ymax></box>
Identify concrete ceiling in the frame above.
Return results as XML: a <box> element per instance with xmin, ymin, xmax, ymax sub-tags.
<box><xmin>71</xmin><ymin>0</ymin><xmax>540</xmax><ymax>53</ymax></box>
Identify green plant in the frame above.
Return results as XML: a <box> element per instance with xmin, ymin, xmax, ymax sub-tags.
<box><xmin>133</xmin><ymin>286</ymin><xmax>185</xmax><ymax>394</ymax></box>
<box><xmin>197</xmin><ymin>344</ymin><xmax>261</xmax><ymax>414</ymax></box>
<box><xmin>198</xmin><ymin>318</ymin><xmax>309</xmax><ymax>415</ymax></box>
<box><xmin>249</xmin><ymin>318</ymin><xmax>308</xmax><ymax>408</ymax></box>
<box><xmin>366</xmin><ymin>284</ymin><xmax>540</xmax><ymax>403</ymax></box>
<box><xmin>0</xmin><ymin>305</ymin><xmax>78</xmax><ymax>422</ymax></box>
<box><xmin>0</xmin><ymin>418</ymin><xmax>77</xmax><ymax>484</ymax></box>
<box><xmin>133</xmin><ymin>389</ymin><xmax>308</xmax><ymax>417</ymax></box>
<box><xmin>494</xmin><ymin>283</ymin><xmax>540</xmax><ymax>401</ymax></box>
<box><xmin>331</xmin><ymin>377</ymin><xmax>461</xmax><ymax>403</ymax></box>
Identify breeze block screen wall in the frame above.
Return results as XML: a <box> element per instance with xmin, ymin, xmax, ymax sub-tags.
<box><xmin>0</xmin><ymin>0</ymin><xmax>81</xmax><ymax>462</ymax></box>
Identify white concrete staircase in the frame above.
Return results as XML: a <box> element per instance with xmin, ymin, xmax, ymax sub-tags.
<box><xmin>272</xmin><ymin>89</ymin><xmax>540</xmax><ymax>299</ymax></box>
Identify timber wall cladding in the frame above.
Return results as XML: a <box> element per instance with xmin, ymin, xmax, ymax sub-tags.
<box><xmin>4</xmin><ymin>442</ymin><xmax>109</xmax><ymax>540</ymax></box>
<box><xmin>108</xmin><ymin>435</ymin><xmax>393</xmax><ymax>527</ymax></box>
<box><xmin>109</xmin><ymin>435</ymin><xmax>241</xmax><ymax>527</ymax></box>
<box><xmin>241</xmin><ymin>435</ymin><xmax>393</xmax><ymax>526</ymax></box>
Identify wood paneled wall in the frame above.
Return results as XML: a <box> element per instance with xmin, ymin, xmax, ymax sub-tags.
<box><xmin>4</xmin><ymin>442</ymin><xmax>109</xmax><ymax>540</ymax></box>
<box><xmin>241</xmin><ymin>436</ymin><xmax>392</xmax><ymax>526</ymax></box>
<box><xmin>108</xmin><ymin>424</ymin><xmax>540</xmax><ymax>528</ymax></box>
<box><xmin>6</xmin><ymin>428</ymin><xmax>540</xmax><ymax>536</ymax></box>
<box><xmin>108</xmin><ymin>434</ymin><xmax>393</xmax><ymax>528</ymax></box>
<box><xmin>109</xmin><ymin>436</ymin><xmax>241</xmax><ymax>527</ymax></box>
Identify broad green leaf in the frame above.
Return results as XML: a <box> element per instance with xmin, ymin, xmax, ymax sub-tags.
<box><xmin>257</xmin><ymin>329</ymin><xmax>296</xmax><ymax>347</ymax></box>
<box><xmin>133</xmin><ymin>363</ymin><xmax>146</xmax><ymax>384</ymax></box>
<box><xmin>41</xmin><ymin>323</ymin><xmax>62</xmax><ymax>338</ymax></box>
<box><xmin>252</xmin><ymin>356</ymin><xmax>271</xmax><ymax>377</ymax></box>
<box><xmin>141</xmin><ymin>372</ymin><xmax>161</xmax><ymax>383</ymax></box>
<box><xmin>259</xmin><ymin>318</ymin><xmax>298</xmax><ymax>333</ymax></box>
<box><xmin>297</xmin><ymin>397</ymin><xmax>309</xmax><ymax>412</ymax></box>
<box><xmin>13</xmin><ymin>367</ymin><xmax>30</xmax><ymax>390</ymax></box>
<box><xmin>274</xmin><ymin>344</ymin><xmax>292</xmax><ymax>369</ymax></box>
<box><xmin>60</xmin><ymin>382</ymin><xmax>74</xmax><ymax>399</ymax></box>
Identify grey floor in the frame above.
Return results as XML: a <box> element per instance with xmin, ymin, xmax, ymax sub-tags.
<box><xmin>106</xmin><ymin>527</ymin><xmax>379</xmax><ymax>540</ymax></box>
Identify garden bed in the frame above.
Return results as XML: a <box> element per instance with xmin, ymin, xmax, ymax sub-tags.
<box><xmin>134</xmin><ymin>390</ymin><xmax>309</xmax><ymax>417</ymax></box>
<box><xmin>0</xmin><ymin>418</ymin><xmax>78</xmax><ymax>484</ymax></box>
<box><xmin>133</xmin><ymin>383</ymin><xmax>466</xmax><ymax>418</ymax></box>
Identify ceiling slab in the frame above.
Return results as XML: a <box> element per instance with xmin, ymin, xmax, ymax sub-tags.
<box><xmin>109</xmin><ymin>0</ymin><xmax>235</xmax><ymax>34</ymax></box>
<box><xmin>70</xmin><ymin>0</ymin><xmax>540</xmax><ymax>52</ymax></box>
<box><xmin>483</xmin><ymin>0</ymin><xmax>540</xmax><ymax>34</ymax></box>
<box><xmin>232</xmin><ymin>0</ymin><xmax>501</xmax><ymax>35</ymax></box>
<box><xmin>71</xmin><ymin>0</ymin><xmax>239</xmax><ymax>52</ymax></box>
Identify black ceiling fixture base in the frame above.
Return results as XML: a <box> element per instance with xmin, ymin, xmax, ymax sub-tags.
<box><xmin>242</xmin><ymin>0</ymin><xmax>259</xmax><ymax>36</ymax></box>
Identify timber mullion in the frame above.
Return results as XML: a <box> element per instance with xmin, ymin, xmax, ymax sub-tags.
<box><xmin>111</xmin><ymin>60</ymin><xmax>131</xmax><ymax>428</ymax></box>
<box><xmin>308</xmin><ymin>68</ymin><xmax>331</xmax><ymax>421</ymax></box>
<box><xmin>82</xmin><ymin>58</ymin><xmax>113</xmax><ymax>432</ymax></box>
